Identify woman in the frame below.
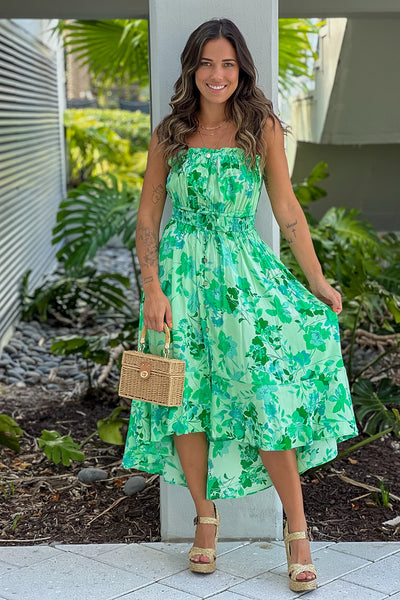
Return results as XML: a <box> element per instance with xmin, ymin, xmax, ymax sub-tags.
<box><xmin>122</xmin><ymin>18</ymin><xmax>358</xmax><ymax>592</ymax></box>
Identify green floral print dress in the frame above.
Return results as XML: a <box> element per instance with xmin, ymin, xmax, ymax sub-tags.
<box><xmin>122</xmin><ymin>147</ymin><xmax>358</xmax><ymax>500</ymax></box>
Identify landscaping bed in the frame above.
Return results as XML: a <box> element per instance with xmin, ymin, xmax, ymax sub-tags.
<box><xmin>0</xmin><ymin>383</ymin><xmax>399</xmax><ymax>546</ymax></box>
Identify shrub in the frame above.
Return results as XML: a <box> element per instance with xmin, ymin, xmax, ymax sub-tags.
<box><xmin>64</xmin><ymin>108</ymin><xmax>150</xmax><ymax>189</ymax></box>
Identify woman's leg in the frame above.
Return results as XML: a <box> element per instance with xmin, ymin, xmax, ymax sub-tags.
<box><xmin>259</xmin><ymin>448</ymin><xmax>316</xmax><ymax>582</ymax></box>
<box><xmin>173</xmin><ymin>432</ymin><xmax>216</xmax><ymax>564</ymax></box>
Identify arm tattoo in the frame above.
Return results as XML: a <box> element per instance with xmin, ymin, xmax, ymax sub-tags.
<box><xmin>136</xmin><ymin>220</ymin><xmax>159</xmax><ymax>267</ymax></box>
<box><xmin>152</xmin><ymin>183</ymin><xmax>165</xmax><ymax>205</ymax></box>
<box><xmin>286</xmin><ymin>219</ymin><xmax>298</xmax><ymax>239</ymax></box>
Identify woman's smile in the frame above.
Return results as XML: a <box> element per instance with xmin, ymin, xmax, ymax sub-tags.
<box><xmin>207</xmin><ymin>84</ymin><xmax>227</xmax><ymax>91</ymax></box>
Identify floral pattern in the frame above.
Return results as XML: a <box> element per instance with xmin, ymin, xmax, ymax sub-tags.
<box><xmin>122</xmin><ymin>147</ymin><xmax>358</xmax><ymax>500</ymax></box>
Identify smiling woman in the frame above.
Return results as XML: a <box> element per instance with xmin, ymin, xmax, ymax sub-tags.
<box><xmin>121</xmin><ymin>17</ymin><xmax>358</xmax><ymax>592</ymax></box>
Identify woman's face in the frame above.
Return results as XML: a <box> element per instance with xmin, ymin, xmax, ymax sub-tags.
<box><xmin>194</xmin><ymin>37</ymin><xmax>239</xmax><ymax>108</ymax></box>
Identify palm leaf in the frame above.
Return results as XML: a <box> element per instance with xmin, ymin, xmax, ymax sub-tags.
<box><xmin>53</xmin><ymin>174</ymin><xmax>138</xmax><ymax>268</ymax></box>
<box><xmin>54</xmin><ymin>19</ymin><xmax>148</xmax><ymax>91</ymax></box>
<box><xmin>278</xmin><ymin>19</ymin><xmax>321</xmax><ymax>93</ymax></box>
<box><xmin>352</xmin><ymin>378</ymin><xmax>400</xmax><ymax>435</ymax></box>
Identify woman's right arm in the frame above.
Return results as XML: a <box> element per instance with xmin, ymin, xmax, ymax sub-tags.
<box><xmin>136</xmin><ymin>128</ymin><xmax>173</xmax><ymax>331</ymax></box>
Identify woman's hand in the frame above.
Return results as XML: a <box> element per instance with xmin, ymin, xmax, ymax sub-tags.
<box><xmin>309</xmin><ymin>276</ymin><xmax>342</xmax><ymax>315</ymax></box>
<box><xmin>143</xmin><ymin>289</ymin><xmax>173</xmax><ymax>332</ymax></box>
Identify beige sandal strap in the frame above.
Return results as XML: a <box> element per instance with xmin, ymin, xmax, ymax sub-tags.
<box><xmin>289</xmin><ymin>563</ymin><xmax>317</xmax><ymax>579</ymax></box>
<box><xmin>189</xmin><ymin>546</ymin><xmax>216</xmax><ymax>560</ymax></box>
<box><xmin>193</xmin><ymin>515</ymin><xmax>219</xmax><ymax>526</ymax></box>
<box><xmin>285</xmin><ymin>530</ymin><xmax>307</xmax><ymax>543</ymax></box>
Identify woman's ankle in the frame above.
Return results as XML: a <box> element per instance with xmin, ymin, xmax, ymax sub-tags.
<box><xmin>195</xmin><ymin>499</ymin><xmax>215</xmax><ymax>517</ymax></box>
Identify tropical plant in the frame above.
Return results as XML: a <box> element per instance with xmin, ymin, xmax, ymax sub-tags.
<box><xmin>0</xmin><ymin>415</ymin><xmax>23</xmax><ymax>452</ymax></box>
<box><xmin>21</xmin><ymin>266</ymin><xmax>132</xmax><ymax>324</ymax></box>
<box><xmin>54</xmin><ymin>174</ymin><xmax>138</xmax><ymax>264</ymax></box>
<box><xmin>54</xmin><ymin>19</ymin><xmax>149</xmax><ymax>93</ymax></box>
<box><xmin>281</xmin><ymin>162</ymin><xmax>400</xmax><ymax>381</ymax></box>
<box><xmin>38</xmin><ymin>430</ymin><xmax>85</xmax><ymax>467</ymax></box>
<box><xmin>281</xmin><ymin>162</ymin><xmax>400</xmax><ymax>452</ymax></box>
<box><xmin>97</xmin><ymin>407</ymin><xmax>130</xmax><ymax>445</ymax></box>
<box><xmin>51</xmin><ymin>333</ymin><xmax>123</xmax><ymax>389</ymax></box>
<box><xmin>52</xmin><ymin>173</ymin><xmax>141</xmax><ymax>294</ymax></box>
<box><xmin>37</xmin><ymin>407</ymin><xmax>130</xmax><ymax>466</ymax></box>
<box><xmin>278</xmin><ymin>19</ymin><xmax>320</xmax><ymax>93</ymax></box>
<box><xmin>352</xmin><ymin>378</ymin><xmax>400</xmax><ymax>435</ymax></box>
<box><xmin>64</xmin><ymin>109</ymin><xmax>149</xmax><ymax>188</ymax></box>
<box><xmin>65</xmin><ymin>108</ymin><xmax>150</xmax><ymax>152</ymax></box>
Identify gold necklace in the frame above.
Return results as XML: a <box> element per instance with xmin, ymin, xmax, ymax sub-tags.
<box><xmin>197</xmin><ymin>128</ymin><xmax>220</xmax><ymax>137</ymax></box>
<box><xmin>198</xmin><ymin>119</ymin><xmax>227</xmax><ymax>131</ymax></box>
<box><xmin>197</xmin><ymin>124</ymin><xmax>234</xmax><ymax>149</ymax></box>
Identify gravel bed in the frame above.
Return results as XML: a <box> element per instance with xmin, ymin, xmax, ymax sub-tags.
<box><xmin>0</xmin><ymin>246</ymin><xmax>140</xmax><ymax>391</ymax></box>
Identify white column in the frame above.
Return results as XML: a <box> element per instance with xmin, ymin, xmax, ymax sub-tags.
<box><xmin>149</xmin><ymin>0</ymin><xmax>282</xmax><ymax>541</ymax></box>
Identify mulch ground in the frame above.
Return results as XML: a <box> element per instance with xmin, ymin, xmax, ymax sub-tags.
<box><xmin>0</xmin><ymin>384</ymin><xmax>399</xmax><ymax>546</ymax></box>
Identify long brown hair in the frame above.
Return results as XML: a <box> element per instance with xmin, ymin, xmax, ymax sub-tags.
<box><xmin>157</xmin><ymin>18</ymin><xmax>282</xmax><ymax>170</ymax></box>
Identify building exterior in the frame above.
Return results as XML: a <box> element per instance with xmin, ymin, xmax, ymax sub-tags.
<box><xmin>288</xmin><ymin>17</ymin><xmax>400</xmax><ymax>231</ymax></box>
<box><xmin>0</xmin><ymin>19</ymin><xmax>65</xmax><ymax>351</ymax></box>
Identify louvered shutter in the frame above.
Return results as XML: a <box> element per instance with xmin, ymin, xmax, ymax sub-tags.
<box><xmin>0</xmin><ymin>20</ymin><xmax>65</xmax><ymax>344</ymax></box>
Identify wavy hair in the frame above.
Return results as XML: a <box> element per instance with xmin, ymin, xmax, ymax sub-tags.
<box><xmin>157</xmin><ymin>18</ymin><xmax>282</xmax><ymax>170</ymax></box>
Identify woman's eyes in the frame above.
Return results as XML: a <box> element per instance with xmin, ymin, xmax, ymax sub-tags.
<box><xmin>199</xmin><ymin>61</ymin><xmax>235</xmax><ymax>68</ymax></box>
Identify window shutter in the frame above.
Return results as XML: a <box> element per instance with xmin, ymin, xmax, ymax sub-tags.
<box><xmin>0</xmin><ymin>20</ymin><xmax>65</xmax><ymax>343</ymax></box>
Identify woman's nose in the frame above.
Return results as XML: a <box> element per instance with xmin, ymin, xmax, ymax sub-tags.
<box><xmin>210</xmin><ymin>64</ymin><xmax>224</xmax><ymax>79</ymax></box>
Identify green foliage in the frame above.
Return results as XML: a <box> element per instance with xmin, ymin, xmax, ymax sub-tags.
<box><xmin>97</xmin><ymin>407</ymin><xmax>129</xmax><ymax>445</ymax></box>
<box><xmin>281</xmin><ymin>162</ymin><xmax>329</xmax><ymax>279</ymax></box>
<box><xmin>53</xmin><ymin>174</ymin><xmax>139</xmax><ymax>266</ymax></box>
<box><xmin>38</xmin><ymin>430</ymin><xmax>85</xmax><ymax>466</ymax></box>
<box><xmin>51</xmin><ymin>334</ymin><xmax>117</xmax><ymax>365</ymax></box>
<box><xmin>1</xmin><ymin>481</ymin><xmax>15</xmax><ymax>500</ymax></box>
<box><xmin>21</xmin><ymin>266</ymin><xmax>132</xmax><ymax>323</ymax></box>
<box><xmin>54</xmin><ymin>20</ymin><xmax>149</xmax><ymax>92</ymax></box>
<box><xmin>66</xmin><ymin>108</ymin><xmax>150</xmax><ymax>152</ymax></box>
<box><xmin>352</xmin><ymin>379</ymin><xmax>400</xmax><ymax>435</ymax></box>
<box><xmin>0</xmin><ymin>415</ymin><xmax>23</xmax><ymax>452</ymax></box>
<box><xmin>292</xmin><ymin>161</ymin><xmax>329</xmax><ymax>215</ymax></box>
<box><xmin>283</xmin><ymin>162</ymin><xmax>400</xmax><ymax>449</ymax></box>
<box><xmin>282</xmin><ymin>163</ymin><xmax>400</xmax><ymax>341</ymax></box>
<box><xmin>12</xmin><ymin>514</ymin><xmax>22</xmax><ymax>532</ymax></box>
<box><xmin>379</xmin><ymin>232</ymin><xmax>400</xmax><ymax>298</ymax></box>
<box><xmin>21</xmin><ymin>173</ymin><xmax>141</xmax><ymax>386</ymax></box>
<box><xmin>64</xmin><ymin>109</ymin><xmax>150</xmax><ymax>188</ymax></box>
<box><xmin>279</xmin><ymin>19</ymin><xmax>321</xmax><ymax>93</ymax></box>
<box><xmin>373</xmin><ymin>477</ymin><xmax>391</xmax><ymax>508</ymax></box>
<box><xmin>51</xmin><ymin>333</ymin><xmax>122</xmax><ymax>388</ymax></box>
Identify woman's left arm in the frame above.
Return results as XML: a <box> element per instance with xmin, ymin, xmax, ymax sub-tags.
<box><xmin>262</xmin><ymin>117</ymin><xmax>342</xmax><ymax>314</ymax></box>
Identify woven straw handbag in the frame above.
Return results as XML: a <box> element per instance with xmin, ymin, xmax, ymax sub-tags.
<box><xmin>118</xmin><ymin>323</ymin><xmax>185</xmax><ymax>406</ymax></box>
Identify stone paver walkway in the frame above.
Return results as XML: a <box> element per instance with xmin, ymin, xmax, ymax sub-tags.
<box><xmin>0</xmin><ymin>540</ymin><xmax>399</xmax><ymax>599</ymax></box>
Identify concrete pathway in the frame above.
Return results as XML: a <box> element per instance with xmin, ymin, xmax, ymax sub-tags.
<box><xmin>0</xmin><ymin>540</ymin><xmax>399</xmax><ymax>599</ymax></box>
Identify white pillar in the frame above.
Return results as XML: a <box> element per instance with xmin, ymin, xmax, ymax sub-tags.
<box><xmin>149</xmin><ymin>0</ymin><xmax>282</xmax><ymax>541</ymax></box>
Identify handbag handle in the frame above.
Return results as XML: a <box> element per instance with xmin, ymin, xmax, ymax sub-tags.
<box><xmin>138</xmin><ymin>322</ymin><xmax>171</xmax><ymax>358</ymax></box>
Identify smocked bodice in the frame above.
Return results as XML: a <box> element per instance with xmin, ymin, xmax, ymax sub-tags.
<box><xmin>166</xmin><ymin>147</ymin><xmax>263</xmax><ymax>218</ymax></box>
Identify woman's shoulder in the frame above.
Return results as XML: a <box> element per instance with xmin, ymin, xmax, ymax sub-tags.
<box><xmin>261</xmin><ymin>115</ymin><xmax>285</xmax><ymax>152</ymax></box>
